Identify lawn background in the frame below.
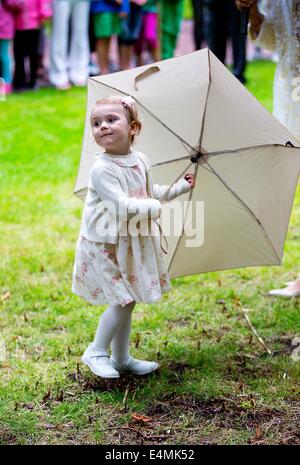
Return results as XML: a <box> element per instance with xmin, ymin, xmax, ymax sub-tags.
<box><xmin>0</xmin><ymin>55</ymin><xmax>299</xmax><ymax>444</ymax></box>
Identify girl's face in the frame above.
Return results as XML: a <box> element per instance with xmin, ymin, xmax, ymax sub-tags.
<box><xmin>91</xmin><ymin>103</ymin><xmax>136</xmax><ymax>155</ymax></box>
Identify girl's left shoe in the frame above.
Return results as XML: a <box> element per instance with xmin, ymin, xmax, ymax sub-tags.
<box><xmin>268</xmin><ymin>287</ymin><xmax>300</xmax><ymax>298</ymax></box>
<box><xmin>110</xmin><ymin>356</ymin><xmax>159</xmax><ymax>375</ymax></box>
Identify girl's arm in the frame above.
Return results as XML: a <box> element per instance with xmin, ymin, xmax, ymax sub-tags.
<box><xmin>153</xmin><ymin>178</ymin><xmax>191</xmax><ymax>202</ymax></box>
<box><xmin>91</xmin><ymin>163</ymin><xmax>162</xmax><ymax>220</ymax></box>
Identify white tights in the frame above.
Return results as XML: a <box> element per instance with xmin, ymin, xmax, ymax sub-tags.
<box><xmin>92</xmin><ymin>301</ymin><xmax>136</xmax><ymax>365</ymax></box>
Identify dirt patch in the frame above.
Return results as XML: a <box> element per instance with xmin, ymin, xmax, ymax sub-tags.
<box><xmin>93</xmin><ymin>394</ymin><xmax>300</xmax><ymax>445</ymax></box>
<box><xmin>0</xmin><ymin>426</ymin><xmax>17</xmax><ymax>445</ymax></box>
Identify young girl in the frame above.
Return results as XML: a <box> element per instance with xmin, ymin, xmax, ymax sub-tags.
<box><xmin>72</xmin><ymin>94</ymin><xmax>195</xmax><ymax>378</ymax></box>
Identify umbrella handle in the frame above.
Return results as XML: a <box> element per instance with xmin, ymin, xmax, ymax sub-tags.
<box><xmin>134</xmin><ymin>66</ymin><xmax>160</xmax><ymax>91</ymax></box>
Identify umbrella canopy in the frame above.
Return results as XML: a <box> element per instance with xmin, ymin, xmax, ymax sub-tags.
<box><xmin>74</xmin><ymin>48</ymin><xmax>300</xmax><ymax>279</ymax></box>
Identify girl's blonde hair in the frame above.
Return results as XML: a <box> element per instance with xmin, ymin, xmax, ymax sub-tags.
<box><xmin>90</xmin><ymin>94</ymin><xmax>142</xmax><ymax>144</ymax></box>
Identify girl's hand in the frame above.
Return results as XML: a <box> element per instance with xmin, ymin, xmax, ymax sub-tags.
<box><xmin>184</xmin><ymin>173</ymin><xmax>195</xmax><ymax>188</ymax></box>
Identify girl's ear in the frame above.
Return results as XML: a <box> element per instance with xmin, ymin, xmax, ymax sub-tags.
<box><xmin>129</xmin><ymin>121</ymin><xmax>138</xmax><ymax>135</ymax></box>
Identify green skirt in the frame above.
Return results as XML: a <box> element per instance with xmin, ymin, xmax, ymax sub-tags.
<box><xmin>93</xmin><ymin>12</ymin><xmax>121</xmax><ymax>39</ymax></box>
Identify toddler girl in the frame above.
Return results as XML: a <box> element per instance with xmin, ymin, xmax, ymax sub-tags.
<box><xmin>72</xmin><ymin>94</ymin><xmax>195</xmax><ymax>378</ymax></box>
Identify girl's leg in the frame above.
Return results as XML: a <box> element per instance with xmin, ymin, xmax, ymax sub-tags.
<box><xmin>92</xmin><ymin>301</ymin><xmax>135</xmax><ymax>354</ymax></box>
<box><xmin>81</xmin><ymin>301</ymin><xmax>135</xmax><ymax>378</ymax></box>
<box><xmin>95</xmin><ymin>38</ymin><xmax>110</xmax><ymax>75</ymax></box>
<box><xmin>110</xmin><ymin>308</ymin><xmax>159</xmax><ymax>375</ymax></box>
<box><xmin>111</xmin><ymin>310</ymin><xmax>132</xmax><ymax>365</ymax></box>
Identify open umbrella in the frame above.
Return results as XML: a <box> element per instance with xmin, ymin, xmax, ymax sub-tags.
<box><xmin>74</xmin><ymin>48</ymin><xmax>300</xmax><ymax>279</ymax></box>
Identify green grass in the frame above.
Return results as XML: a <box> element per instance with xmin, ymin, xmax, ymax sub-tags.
<box><xmin>0</xmin><ymin>59</ymin><xmax>299</xmax><ymax>445</ymax></box>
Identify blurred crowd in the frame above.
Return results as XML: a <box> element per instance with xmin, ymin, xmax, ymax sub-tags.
<box><xmin>0</xmin><ymin>0</ymin><xmax>256</xmax><ymax>95</ymax></box>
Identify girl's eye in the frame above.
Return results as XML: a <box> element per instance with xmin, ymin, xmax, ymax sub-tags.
<box><xmin>108</xmin><ymin>118</ymin><xmax>116</xmax><ymax>123</ymax></box>
<box><xmin>94</xmin><ymin>121</ymin><xmax>100</xmax><ymax>127</ymax></box>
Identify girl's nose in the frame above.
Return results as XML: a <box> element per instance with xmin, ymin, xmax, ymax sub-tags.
<box><xmin>101</xmin><ymin>121</ymin><xmax>108</xmax><ymax>129</ymax></box>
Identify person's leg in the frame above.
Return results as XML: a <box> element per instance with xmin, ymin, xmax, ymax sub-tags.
<box><xmin>119</xmin><ymin>43</ymin><xmax>133</xmax><ymax>70</ymax></box>
<box><xmin>206</xmin><ymin>0</ymin><xmax>228</xmax><ymax>63</ymax></box>
<box><xmin>230</xmin><ymin>0</ymin><xmax>246</xmax><ymax>83</ymax></box>
<box><xmin>111</xmin><ymin>310</ymin><xmax>132</xmax><ymax>365</ymax></box>
<box><xmin>69</xmin><ymin>0</ymin><xmax>90</xmax><ymax>85</ymax></box>
<box><xmin>92</xmin><ymin>301</ymin><xmax>135</xmax><ymax>354</ymax></box>
<box><xmin>95</xmin><ymin>38</ymin><xmax>111</xmax><ymax>74</ymax></box>
<box><xmin>144</xmin><ymin>12</ymin><xmax>160</xmax><ymax>62</ymax></box>
<box><xmin>134</xmin><ymin>14</ymin><xmax>145</xmax><ymax>67</ymax></box>
<box><xmin>94</xmin><ymin>12</ymin><xmax>119</xmax><ymax>74</ymax></box>
<box><xmin>0</xmin><ymin>39</ymin><xmax>12</xmax><ymax>93</ymax></box>
<box><xmin>27</xmin><ymin>29</ymin><xmax>40</xmax><ymax>89</ymax></box>
<box><xmin>110</xmin><ymin>306</ymin><xmax>159</xmax><ymax>375</ymax></box>
<box><xmin>13</xmin><ymin>31</ymin><xmax>26</xmax><ymax>89</ymax></box>
<box><xmin>49</xmin><ymin>0</ymin><xmax>71</xmax><ymax>87</ymax></box>
<box><xmin>160</xmin><ymin>0</ymin><xmax>184</xmax><ymax>59</ymax></box>
<box><xmin>191</xmin><ymin>0</ymin><xmax>203</xmax><ymax>50</ymax></box>
<box><xmin>81</xmin><ymin>301</ymin><xmax>136</xmax><ymax>378</ymax></box>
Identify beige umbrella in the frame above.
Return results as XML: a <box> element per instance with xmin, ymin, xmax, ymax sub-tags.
<box><xmin>74</xmin><ymin>48</ymin><xmax>300</xmax><ymax>279</ymax></box>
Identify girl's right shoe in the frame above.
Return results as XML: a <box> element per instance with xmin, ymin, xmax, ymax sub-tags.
<box><xmin>81</xmin><ymin>344</ymin><xmax>120</xmax><ymax>378</ymax></box>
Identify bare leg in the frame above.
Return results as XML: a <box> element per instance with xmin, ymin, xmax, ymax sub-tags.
<box><xmin>119</xmin><ymin>44</ymin><xmax>133</xmax><ymax>70</ymax></box>
<box><xmin>95</xmin><ymin>38</ymin><xmax>110</xmax><ymax>74</ymax></box>
<box><xmin>150</xmin><ymin>45</ymin><xmax>160</xmax><ymax>62</ymax></box>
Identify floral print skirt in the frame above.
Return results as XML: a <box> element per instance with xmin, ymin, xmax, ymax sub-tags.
<box><xmin>72</xmin><ymin>233</ymin><xmax>171</xmax><ymax>307</ymax></box>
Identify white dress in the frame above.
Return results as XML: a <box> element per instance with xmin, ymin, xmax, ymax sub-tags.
<box><xmin>255</xmin><ymin>0</ymin><xmax>300</xmax><ymax>141</ymax></box>
<box><xmin>72</xmin><ymin>152</ymin><xmax>172</xmax><ymax>307</ymax></box>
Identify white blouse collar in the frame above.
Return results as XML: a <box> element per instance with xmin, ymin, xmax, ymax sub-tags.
<box><xmin>95</xmin><ymin>150</ymin><xmax>140</xmax><ymax>167</ymax></box>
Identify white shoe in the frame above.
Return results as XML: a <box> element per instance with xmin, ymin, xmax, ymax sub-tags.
<box><xmin>268</xmin><ymin>287</ymin><xmax>300</xmax><ymax>298</ymax></box>
<box><xmin>81</xmin><ymin>344</ymin><xmax>120</xmax><ymax>378</ymax></box>
<box><xmin>110</xmin><ymin>355</ymin><xmax>159</xmax><ymax>375</ymax></box>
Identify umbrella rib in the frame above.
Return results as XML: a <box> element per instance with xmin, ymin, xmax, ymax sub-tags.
<box><xmin>207</xmin><ymin>143</ymin><xmax>300</xmax><ymax>157</ymax></box>
<box><xmin>89</xmin><ymin>78</ymin><xmax>196</xmax><ymax>155</ymax></box>
<box><xmin>153</xmin><ymin>155</ymin><xmax>215</xmax><ymax>177</ymax></box>
<box><xmin>198</xmin><ymin>48</ymin><xmax>211</xmax><ymax>151</ymax></box>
